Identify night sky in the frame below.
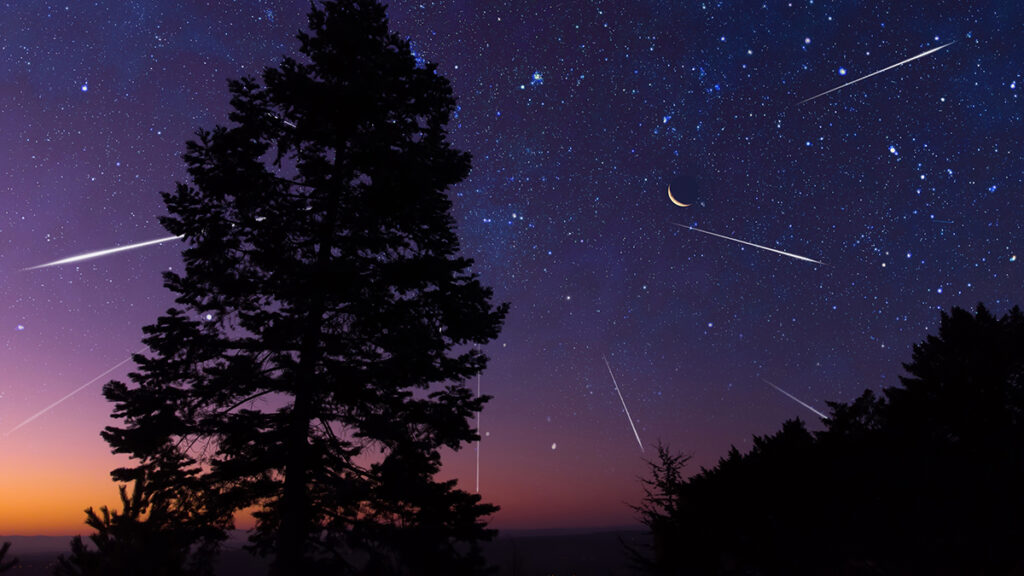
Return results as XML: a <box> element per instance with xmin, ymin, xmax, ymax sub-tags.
<box><xmin>2</xmin><ymin>1</ymin><xmax>1022</xmax><ymax>535</ymax></box>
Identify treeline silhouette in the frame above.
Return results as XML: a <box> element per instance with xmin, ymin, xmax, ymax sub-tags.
<box><xmin>633</xmin><ymin>304</ymin><xmax>1024</xmax><ymax>576</ymax></box>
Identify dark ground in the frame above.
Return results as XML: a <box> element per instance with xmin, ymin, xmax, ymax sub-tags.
<box><xmin>486</xmin><ymin>529</ymin><xmax>649</xmax><ymax>576</ymax></box>
<box><xmin>3</xmin><ymin>548</ymin><xmax>268</xmax><ymax>575</ymax></box>
<box><xmin>3</xmin><ymin>529</ymin><xmax>649</xmax><ymax>575</ymax></box>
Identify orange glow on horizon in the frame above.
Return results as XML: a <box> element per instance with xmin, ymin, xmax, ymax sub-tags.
<box><xmin>1</xmin><ymin>374</ymin><xmax>647</xmax><ymax>536</ymax></box>
<box><xmin>0</xmin><ymin>434</ymin><xmax>127</xmax><ymax>536</ymax></box>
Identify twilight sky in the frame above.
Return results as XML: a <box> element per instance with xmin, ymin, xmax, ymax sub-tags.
<box><xmin>1</xmin><ymin>1</ymin><xmax>1022</xmax><ymax>535</ymax></box>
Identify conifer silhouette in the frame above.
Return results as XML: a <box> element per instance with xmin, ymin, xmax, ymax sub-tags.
<box><xmin>100</xmin><ymin>1</ymin><xmax>506</xmax><ymax>574</ymax></box>
<box><xmin>0</xmin><ymin>542</ymin><xmax>17</xmax><ymax>573</ymax></box>
<box><xmin>635</xmin><ymin>304</ymin><xmax>1024</xmax><ymax>576</ymax></box>
<box><xmin>54</xmin><ymin>476</ymin><xmax>221</xmax><ymax>576</ymax></box>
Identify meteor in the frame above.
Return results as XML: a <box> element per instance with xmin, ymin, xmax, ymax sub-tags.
<box><xmin>671</xmin><ymin>223</ymin><xmax>825</xmax><ymax>265</ymax></box>
<box><xmin>602</xmin><ymin>355</ymin><xmax>644</xmax><ymax>453</ymax></box>
<box><xmin>763</xmin><ymin>378</ymin><xmax>829</xmax><ymax>420</ymax></box>
<box><xmin>23</xmin><ymin>234</ymin><xmax>184</xmax><ymax>270</ymax></box>
<box><xmin>799</xmin><ymin>41</ymin><xmax>954</xmax><ymax>105</ymax></box>
<box><xmin>5</xmin><ymin>347</ymin><xmax>147</xmax><ymax>437</ymax></box>
<box><xmin>265</xmin><ymin>111</ymin><xmax>297</xmax><ymax>128</ymax></box>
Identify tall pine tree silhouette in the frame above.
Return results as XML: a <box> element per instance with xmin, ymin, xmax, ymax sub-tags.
<box><xmin>101</xmin><ymin>1</ymin><xmax>507</xmax><ymax>573</ymax></box>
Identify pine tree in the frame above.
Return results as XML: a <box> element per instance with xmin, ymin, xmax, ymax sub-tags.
<box><xmin>627</xmin><ymin>443</ymin><xmax>689</xmax><ymax>574</ymax></box>
<box><xmin>54</xmin><ymin>477</ymin><xmax>221</xmax><ymax>576</ymax></box>
<box><xmin>101</xmin><ymin>1</ymin><xmax>507</xmax><ymax>574</ymax></box>
<box><xmin>0</xmin><ymin>542</ymin><xmax>17</xmax><ymax>573</ymax></box>
<box><xmin>633</xmin><ymin>305</ymin><xmax>1024</xmax><ymax>575</ymax></box>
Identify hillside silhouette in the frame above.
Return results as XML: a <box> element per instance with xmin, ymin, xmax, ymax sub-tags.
<box><xmin>634</xmin><ymin>304</ymin><xmax>1024</xmax><ymax>576</ymax></box>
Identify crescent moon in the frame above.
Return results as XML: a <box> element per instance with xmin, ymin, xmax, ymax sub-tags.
<box><xmin>668</xmin><ymin>185</ymin><xmax>691</xmax><ymax>207</ymax></box>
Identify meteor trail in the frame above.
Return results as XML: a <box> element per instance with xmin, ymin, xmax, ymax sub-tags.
<box><xmin>671</xmin><ymin>223</ymin><xmax>825</xmax><ymax>265</ymax></box>
<box><xmin>23</xmin><ymin>234</ymin><xmax>184</xmax><ymax>270</ymax></box>
<box><xmin>799</xmin><ymin>41</ymin><xmax>954</xmax><ymax>105</ymax></box>
<box><xmin>763</xmin><ymin>378</ymin><xmax>829</xmax><ymax>420</ymax></box>
<box><xmin>265</xmin><ymin>111</ymin><xmax>297</xmax><ymax>128</ymax></box>
<box><xmin>602</xmin><ymin>355</ymin><xmax>644</xmax><ymax>453</ymax></box>
<box><xmin>5</xmin><ymin>347</ymin><xmax>147</xmax><ymax>437</ymax></box>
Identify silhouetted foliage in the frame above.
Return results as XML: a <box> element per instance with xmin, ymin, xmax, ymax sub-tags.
<box><xmin>0</xmin><ymin>542</ymin><xmax>17</xmax><ymax>573</ymax></box>
<box><xmin>54</xmin><ymin>476</ymin><xmax>222</xmax><ymax>576</ymax></box>
<box><xmin>635</xmin><ymin>304</ymin><xmax>1024</xmax><ymax>575</ymax></box>
<box><xmin>625</xmin><ymin>443</ymin><xmax>689</xmax><ymax>574</ymax></box>
<box><xmin>100</xmin><ymin>1</ymin><xmax>506</xmax><ymax>574</ymax></box>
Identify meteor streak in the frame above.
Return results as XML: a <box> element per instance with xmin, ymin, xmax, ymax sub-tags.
<box><xmin>671</xmin><ymin>223</ymin><xmax>825</xmax><ymax>265</ymax></box>
<box><xmin>23</xmin><ymin>234</ymin><xmax>184</xmax><ymax>270</ymax></box>
<box><xmin>763</xmin><ymin>378</ymin><xmax>829</xmax><ymax>420</ymax></box>
<box><xmin>602</xmin><ymin>355</ymin><xmax>644</xmax><ymax>453</ymax></box>
<box><xmin>799</xmin><ymin>41</ymin><xmax>954</xmax><ymax>104</ymax></box>
<box><xmin>265</xmin><ymin>111</ymin><xmax>297</xmax><ymax>128</ymax></box>
<box><xmin>5</xmin><ymin>347</ymin><xmax>147</xmax><ymax>437</ymax></box>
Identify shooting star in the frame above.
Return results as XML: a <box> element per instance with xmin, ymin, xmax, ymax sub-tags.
<box><xmin>23</xmin><ymin>234</ymin><xmax>184</xmax><ymax>271</ymax></box>
<box><xmin>671</xmin><ymin>223</ymin><xmax>825</xmax><ymax>265</ymax></box>
<box><xmin>5</xmin><ymin>347</ymin><xmax>147</xmax><ymax>437</ymax></box>
<box><xmin>799</xmin><ymin>41</ymin><xmax>954</xmax><ymax>105</ymax></box>
<box><xmin>763</xmin><ymin>378</ymin><xmax>829</xmax><ymax>420</ymax></box>
<box><xmin>265</xmin><ymin>111</ymin><xmax>297</xmax><ymax>128</ymax></box>
<box><xmin>602</xmin><ymin>355</ymin><xmax>644</xmax><ymax>453</ymax></box>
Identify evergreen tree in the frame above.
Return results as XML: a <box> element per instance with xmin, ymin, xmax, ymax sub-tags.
<box><xmin>627</xmin><ymin>443</ymin><xmax>689</xmax><ymax>575</ymax></box>
<box><xmin>881</xmin><ymin>304</ymin><xmax>1024</xmax><ymax>574</ymax></box>
<box><xmin>0</xmin><ymin>542</ymin><xmax>16</xmax><ymax>573</ymax></box>
<box><xmin>54</xmin><ymin>477</ymin><xmax>220</xmax><ymax>576</ymax></box>
<box><xmin>633</xmin><ymin>304</ymin><xmax>1024</xmax><ymax>576</ymax></box>
<box><xmin>101</xmin><ymin>1</ymin><xmax>507</xmax><ymax>574</ymax></box>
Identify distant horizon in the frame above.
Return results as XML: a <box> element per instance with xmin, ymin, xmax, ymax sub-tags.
<box><xmin>0</xmin><ymin>525</ymin><xmax>648</xmax><ymax>554</ymax></box>
<box><xmin>0</xmin><ymin>524</ymin><xmax>647</xmax><ymax>538</ymax></box>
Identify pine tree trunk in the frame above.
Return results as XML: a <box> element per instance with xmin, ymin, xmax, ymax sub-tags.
<box><xmin>272</xmin><ymin>380</ymin><xmax>314</xmax><ymax>575</ymax></box>
<box><xmin>271</xmin><ymin>192</ymin><xmax>339</xmax><ymax>574</ymax></box>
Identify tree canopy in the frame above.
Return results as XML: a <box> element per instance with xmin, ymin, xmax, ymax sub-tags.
<box><xmin>96</xmin><ymin>1</ymin><xmax>507</xmax><ymax>574</ymax></box>
<box><xmin>634</xmin><ymin>304</ymin><xmax>1024</xmax><ymax>576</ymax></box>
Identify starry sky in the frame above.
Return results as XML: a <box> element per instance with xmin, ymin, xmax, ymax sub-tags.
<box><xmin>1</xmin><ymin>0</ymin><xmax>1022</xmax><ymax>535</ymax></box>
